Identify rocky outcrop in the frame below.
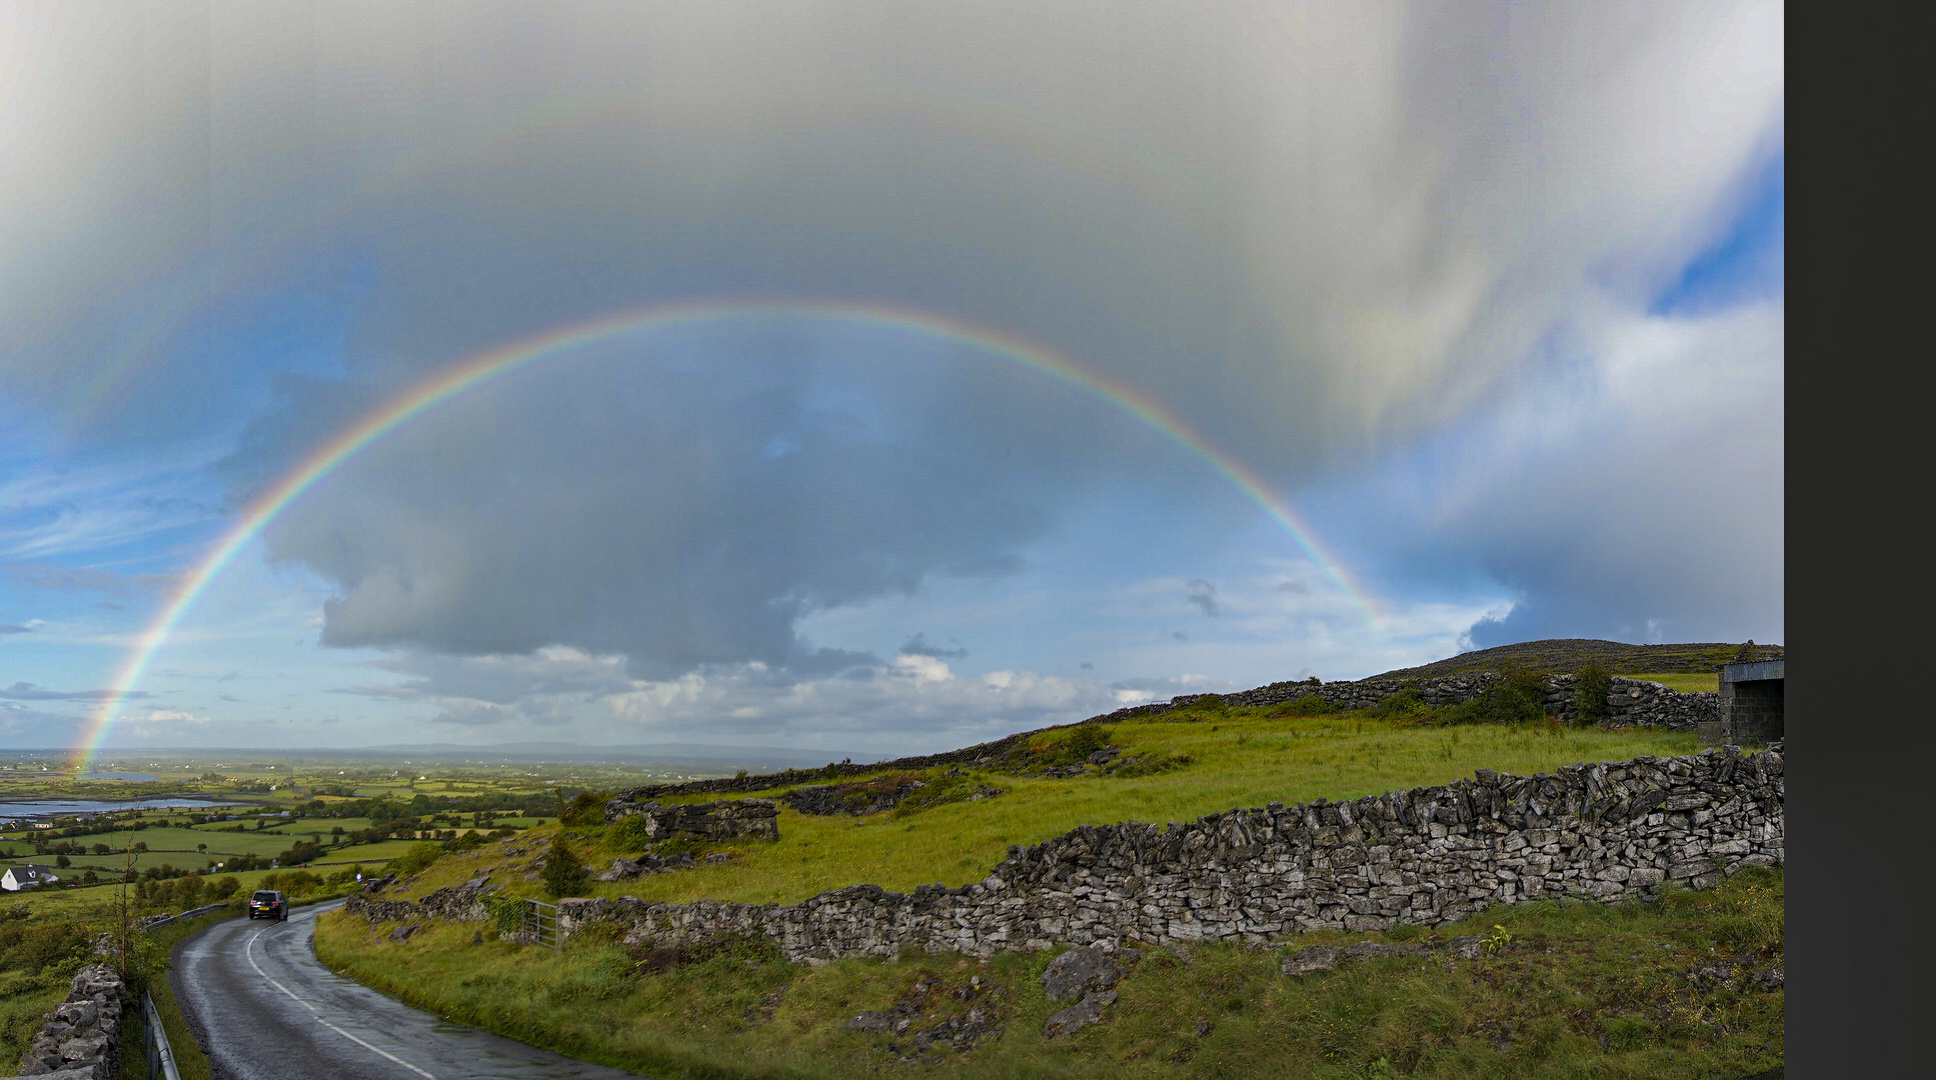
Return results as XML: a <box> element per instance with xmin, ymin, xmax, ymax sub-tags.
<box><xmin>782</xmin><ymin>778</ymin><xmax>925</xmax><ymax>816</ymax></box>
<box><xmin>1040</xmin><ymin>944</ymin><xmax>1134</xmax><ymax>1037</ymax></box>
<box><xmin>556</xmin><ymin>745</ymin><xmax>1782</xmax><ymax>964</ymax></box>
<box><xmin>1279</xmin><ymin>935</ymin><xmax>1487</xmax><ymax>977</ymax></box>
<box><xmin>13</xmin><ymin>964</ymin><xmax>123</xmax><ymax>1079</ymax></box>
<box><xmin>597</xmin><ymin>852</ymin><xmax>698</xmax><ymax>881</ymax></box>
<box><xmin>600</xmin><ymin>796</ymin><xmax>780</xmax><ymax>841</ymax></box>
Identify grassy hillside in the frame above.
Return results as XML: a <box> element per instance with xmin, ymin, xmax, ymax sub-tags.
<box><xmin>1370</xmin><ymin>639</ymin><xmax>1781</xmax><ymax>680</ymax></box>
<box><xmin>305</xmin><ymin>696</ymin><xmax>1781</xmax><ymax>1076</ymax></box>
<box><xmin>317</xmin><ymin>865</ymin><xmax>1783</xmax><ymax>1080</ymax></box>
<box><xmin>381</xmin><ymin>705</ymin><xmax>1700</xmax><ymax>908</ymax></box>
<box><xmin>311</xmin><ymin>694</ymin><xmax>1783</xmax><ymax>1077</ymax></box>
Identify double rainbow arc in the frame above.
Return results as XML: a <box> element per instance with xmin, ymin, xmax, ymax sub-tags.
<box><xmin>72</xmin><ymin>301</ymin><xmax>1380</xmax><ymax>770</ymax></box>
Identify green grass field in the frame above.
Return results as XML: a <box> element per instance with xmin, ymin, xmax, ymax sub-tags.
<box><xmin>390</xmin><ymin>712</ymin><xmax>1699</xmax><ymax>908</ymax></box>
<box><xmin>1619</xmin><ymin>673</ymin><xmax>1721</xmax><ymax>694</ymax></box>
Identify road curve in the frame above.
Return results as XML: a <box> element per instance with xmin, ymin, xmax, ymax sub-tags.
<box><xmin>172</xmin><ymin>900</ymin><xmax>646</xmax><ymax>1080</ymax></box>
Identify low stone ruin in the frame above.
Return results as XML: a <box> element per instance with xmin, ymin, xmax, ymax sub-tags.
<box><xmin>601</xmin><ymin>795</ymin><xmax>780</xmax><ymax>842</ymax></box>
<box><xmin>783</xmin><ymin>777</ymin><xmax>925</xmax><ymax>815</ymax></box>
<box><xmin>12</xmin><ymin>963</ymin><xmax>123</xmax><ymax>1079</ymax></box>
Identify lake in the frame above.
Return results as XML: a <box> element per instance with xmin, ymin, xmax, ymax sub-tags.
<box><xmin>0</xmin><ymin>796</ymin><xmax>242</xmax><ymax>821</ymax></box>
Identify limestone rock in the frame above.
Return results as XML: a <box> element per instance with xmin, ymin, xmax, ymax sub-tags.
<box><xmin>1043</xmin><ymin>990</ymin><xmax>1118</xmax><ymax>1037</ymax></box>
<box><xmin>1041</xmin><ymin>945</ymin><xmax>1123</xmax><ymax>1003</ymax></box>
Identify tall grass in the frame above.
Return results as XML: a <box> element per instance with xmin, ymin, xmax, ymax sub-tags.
<box><xmin>315</xmin><ymin>867</ymin><xmax>1783</xmax><ymax>1080</ymax></box>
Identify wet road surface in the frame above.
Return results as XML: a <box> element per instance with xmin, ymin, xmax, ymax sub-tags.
<box><xmin>172</xmin><ymin>900</ymin><xmax>646</xmax><ymax>1080</ymax></box>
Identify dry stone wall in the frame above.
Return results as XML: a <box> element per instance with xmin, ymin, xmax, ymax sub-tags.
<box><xmin>600</xmin><ymin>796</ymin><xmax>780</xmax><ymax>840</ymax></box>
<box><xmin>556</xmin><ymin>744</ymin><xmax>1782</xmax><ymax>963</ymax></box>
<box><xmin>1167</xmin><ymin>673</ymin><xmax>1714</xmax><ymax>731</ymax></box>
<box><xmin>11</xmin><ymin>963</ymin><xmax>123</xmax><ymax>1079</ymax></box>
<box><xmin>603</xmin><ymin>672</ymin><xmax>1717</xmax><ymax>806</ymax></box>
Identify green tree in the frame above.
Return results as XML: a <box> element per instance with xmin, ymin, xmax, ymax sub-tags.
<box><xmin>541</xmin><ymin>833</ymin><xmax>589</xmax><ymax>899</ymax></box>
<box><xmin>1574</xmin><ymin>664</ymin><xmax>1614</xmax><ymax>726</ymax></box>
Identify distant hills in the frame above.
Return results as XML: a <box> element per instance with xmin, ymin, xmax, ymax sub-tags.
<box><xmin>1371</xmin><ymin>639</ymin><xmax>1783</xmax><ymax>680</ymax></box>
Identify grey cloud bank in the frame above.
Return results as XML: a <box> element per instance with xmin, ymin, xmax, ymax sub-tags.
<box><xmin>0</xmin><ymin>3</ymin><xmax>1782</xmax><ymax>744</ymax></box>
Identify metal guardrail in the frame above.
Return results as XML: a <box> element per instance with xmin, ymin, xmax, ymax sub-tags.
<box><xmin>136</xmin><ymin>902</ymin><xmax>232</xmax><ymax>931</ymax></box>
<box><xmin>525</xmin><ymin>898</ymin><xmax>560</xmax><ymax>950</ymax></box>
<box><xmin>140</xmin><ymin>989</ymin><xmax>183</xmax><ymax>1080</ymax></box>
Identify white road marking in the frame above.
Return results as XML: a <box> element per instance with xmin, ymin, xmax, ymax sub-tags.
<box><xmin>244</xmin><ymin>913</ymin><xmax>438</xmax><ymax>1080</ymax></box>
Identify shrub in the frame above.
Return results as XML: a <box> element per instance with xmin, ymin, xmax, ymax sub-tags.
<box><xmin>1285</xmin><ymin>694</ymin><xmax>1335</xmax><ymax>717</ymax></box>
<box><xmin>1442</xmin><ymin>665</ymin><xmax>1549</xmax><ymax>725</ymax></box>
<box><xmin>208</xmin><ymin>875</ymin><xmax>239</xmax><ymax>900</ymax></box>
<box><xmin>394</xmin><ymin>841</ymin><xmax>443</xmax><ymax>876</ymax></box>
<box><xmin>1028</xmin><ymin>724</ymin><xmax>1113</xmax><ymax>767</ymax></box>
<box><xmin>1574</xmin><ymin>664</ymin><xmax>1613</xmax><ymax>726</ymax></box>
<box><xmin>1111</xmin><ymin>751</ymin><xmax>1195</xmax><ymax>778</ymax></box>
<box><xmin>1372</xmin><ymin>684</ymin><xmax>1429</xmax><ymax>720</ymax></box>
<box><xmin>480</xmin><ymin>892</ymin><xmax>526</xmax><ymax>936</ymax></box>
<box><xmin>542</xmin><ymin>833</ymin><xmax>590</xmax><ymax>899</ymax></box>
<box><xmin>607</xmin><ymin>814</ymin><xmax>650</xmax><ymax>852</ymax></box>
<box><xmin>559</xmin><ymin>790</ymin><xmax>609</xmax><ymax>828</ymax></box>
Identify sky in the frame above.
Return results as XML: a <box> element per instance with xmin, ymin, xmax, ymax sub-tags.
<box><xmin>0</xmin><ymin>2</ymin><xmax>1783</xmax><ymax>758</ymax></box>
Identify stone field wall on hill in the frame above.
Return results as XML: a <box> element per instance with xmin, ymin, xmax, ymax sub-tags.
<box><xmin>1166</xmin><ymin>673</ymin><xmax>1714</xmax><ymax>731</ymax></box>
<box><xmin>550</xmin><ymin>744</ymin><xmax>1782</xmax><ymax>963</ymax></box>
<box><xmin>606</xmin><ymin>673</ymin><xmax>1719</xmax><ymax>804</ymax></box>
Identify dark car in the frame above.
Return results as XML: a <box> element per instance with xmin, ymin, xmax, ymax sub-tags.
<box><xmin>248</xmin><ymin>889</ymin><xmax>287</xmax><ymax>921</ymax></box>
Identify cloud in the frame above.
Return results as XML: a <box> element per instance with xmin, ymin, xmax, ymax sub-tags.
<box><xmin>1</xmin><ymin>682</ymin><xmax>150</xmax><ymax>702</ymax></box>
<box><xmin>2</xmin><ymin>563</ymin><xmax>176</xmax><ymax>598</ymax></box>
<box><xmin>134</xmin><ymin>709</ymin><xmax>210</xmax><ymax>725</ymax></box>
<box><xmin>898</xmin><ymin>633</ymin><xmax>968</xmax><ymax>660</ymax></box>
<box><xmin>1185</xmin><ymin>579</ymin><xmax>1220</xmax><ymax>617</ymax></box>
<box><xmin>0</xmin><ymin>622</ymin><xmax>37</xmax><ymax>635</ymax></box>
<box><xmin>315</xmin><ymin>646</ymin><xmax>1191</xmax><ymax>754</ymax></box>
<box><xmin>1363</xmin><ymin>296</ymin><xmax>1783</xmax><ymax>647</ymax></box>
<box><xmin>0</xmin><ymin>5</ymin><xmax>1783</xmax><ymax>723</ymax></box>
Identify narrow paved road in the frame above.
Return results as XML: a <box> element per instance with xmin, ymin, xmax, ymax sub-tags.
<box><xmin>172</xmin><ymin>900</ymin><xmax>646</xmax><ymax>1080</ymax></box>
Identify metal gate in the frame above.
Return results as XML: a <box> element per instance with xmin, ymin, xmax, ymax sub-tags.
<box><xmin>140</xmin><ymin>990</ymin><xmax>182</xmax><ymax>1080</ymax></box>
<box><xmin>524</xmin><ymin>898</ymin><xmax>560</xmax><ymax>950</ymax></box>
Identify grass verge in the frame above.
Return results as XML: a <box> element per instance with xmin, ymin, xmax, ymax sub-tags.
<box><xmin>315</xmin><ymin>866</ymin><xmax>1782</xmax><ymax>1079</ymax></box>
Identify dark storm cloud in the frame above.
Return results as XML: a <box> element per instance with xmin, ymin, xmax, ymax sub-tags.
<box><xmin>0</xmin><ymin>3</ymin><xmax>1783</xmax><ymax>678</ymax></box>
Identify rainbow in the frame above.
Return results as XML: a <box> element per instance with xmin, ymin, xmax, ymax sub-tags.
<box><xmin>70</xmin><ymin>301</ymin><xmax>1380</xmax><ymax>769</ymax></box>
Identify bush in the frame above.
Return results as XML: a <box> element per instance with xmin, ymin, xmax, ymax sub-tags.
<box><xmin>208</xmin><ymin>875</ymin><xmax>239</xmax><ymax>900</ymax></box>
<box><xmin>480</xmin><ymin>892</ymin><xmax>526</xmax><ymax>936</ymax></box>
<box><xmin>1285</xmin><ymin>694</ymin><xmax>1335</xmax><ymax>717</ymax></box>
<box><xmin>1371</xmin><ymin>684</ymin><xmax>1429</xmax><ymax>720</ymax></box>
<box><xmin>1028</xmin><ymin>724</ymin><xmax>1113</xmax><ymax>767</ymax></box>
<box><xmin>1442</xmin><ymin>665</ymin><xmax>1549</xmax><ymax>725</ymax></box>
<box><xmin>558</xmin><ymin>790</ymin><xmax>609</xmax><ymax>828</ymax></box>
<box><xmin>607</xmin><ymin>814</ymin><xmax>650</xmax><ymax>852</ymax></box>
<box><xmin>1574</xmin><ymin>664</ymin><xmax>1613</xmax><ymax>726</ymax></box>
<box><xmin>394</xmin><ymin>841</ymin><xmax>443</xmax><ymax>876</ymax></box>
<box><xmin>541</xmin><ymin>833</ymin><xmax>590</xmax><ymax>899</ymax></box>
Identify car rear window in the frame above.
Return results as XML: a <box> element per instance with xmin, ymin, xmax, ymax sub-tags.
<box><xmin>253</xmin><ymin>891</ymin><xmax>279</xmax><ymax>901</ymax></box>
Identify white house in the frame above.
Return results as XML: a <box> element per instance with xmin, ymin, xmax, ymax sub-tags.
<box><xmin>1</xmin><ymin>864</ymin><xmax>59</xmax><ymax>891</ymax></box>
